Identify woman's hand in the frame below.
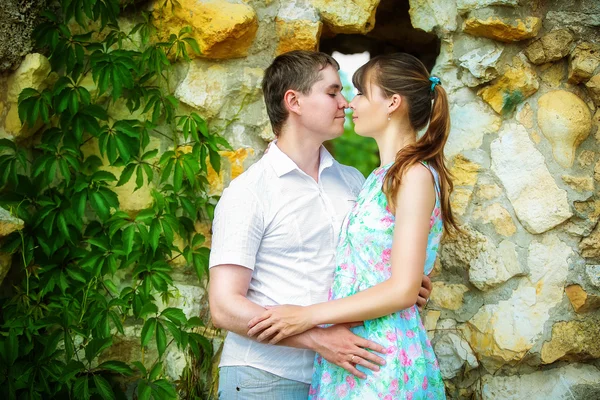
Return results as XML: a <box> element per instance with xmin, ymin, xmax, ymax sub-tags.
<box><xmin>247</xmin><ymin>305</ymin><xmax>314</xmax><ymax>344</ymax></box>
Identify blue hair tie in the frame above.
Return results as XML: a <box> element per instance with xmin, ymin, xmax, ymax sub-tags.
<box><xmin>429</xmin><ymin>76</ymin><xmax>441</xmax><ymax>92</ymax></box>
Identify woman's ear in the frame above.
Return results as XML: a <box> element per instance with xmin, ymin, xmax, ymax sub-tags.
<box><xmin>283</xmin><ymin>89</ymin><xmax>301</xmax><ymax>116</ymax></box>
<box><xmin>388</xmin><ymin>93</ymin><xmax>402</xmax><ymax>114</ymax></box>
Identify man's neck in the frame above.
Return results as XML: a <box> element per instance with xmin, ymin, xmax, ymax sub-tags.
<box><xmin>276</xmin><ymin>132</ymin><xmax>322</xmax><ymax>182</ymax></box>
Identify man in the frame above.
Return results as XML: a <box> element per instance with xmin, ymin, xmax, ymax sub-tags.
<box><xmin>209</xmin><ymin>50</ymin><xmax>432</xmax><ymax>399</ymax></box>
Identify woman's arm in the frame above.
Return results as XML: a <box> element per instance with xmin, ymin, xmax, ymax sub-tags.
<box><xmin>248</xmin><ymin>164</ymin><xmax>436</xmax><ymax>343</ymax></box>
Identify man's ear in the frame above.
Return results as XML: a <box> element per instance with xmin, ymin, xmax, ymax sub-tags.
<box><xmin>283</xmin><ymin>89</ymin><xmax>301</xmax><ymax>116</ymax></box>
<box><xmin>388</xmin><ymin>93</ymin><xmax>402</xmax><ymax>114</ymax></box>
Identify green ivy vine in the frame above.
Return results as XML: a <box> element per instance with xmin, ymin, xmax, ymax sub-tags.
<box><xmin>0</xmin><ymin>0</ymin><xmax>229</xmax><ymax>398</ymax></box>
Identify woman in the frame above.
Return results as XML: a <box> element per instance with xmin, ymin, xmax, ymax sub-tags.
<box><xmin>247</xmin><ymin>53</ymin><xmax>458</xmax><ymax>399</ymax></box>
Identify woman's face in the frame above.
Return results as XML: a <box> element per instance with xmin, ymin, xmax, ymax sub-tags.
<box><xmin>349</xmin><ymin>78</ymin><xmax>391</xmax><ymax>138</ymax></box>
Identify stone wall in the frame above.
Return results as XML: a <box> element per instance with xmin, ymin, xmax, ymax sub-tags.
<box><xmin>1</xmin><ymin>0</ymin><xmax>600</xmax><ymax>398</ymax></box>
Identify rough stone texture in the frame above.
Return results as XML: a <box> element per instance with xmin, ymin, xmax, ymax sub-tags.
<box><xmin>586</xmin><ymin>265</ymin><xmax>600</xmax><ymax>288</ymax></box>
<box><xmin>568</xmin><ymin>42</ymin><xmax>600</xmax><ymax>84</ymax></box>
<box><xmin>458</xmin><ymin>46</ymin><xmax>502</xmax><ymax>86</ymax></box>
<box><xmin>450</xmin><ymin>187</ymin><xmax>473</xmax><ymax>217</ymax></box>
<box><xmin>3</xmin><ymin>0</ymin><xmax>600</xmax><ymax>394</ymax></box>
<box><xmin>275</xmin><ymin>1</ymin><xmax>322</xmax><ymax>55</ymax></box>
<box><xmin>408</xmin><ymin>0</ymin><xmax>458</xmax><ymax>34</ymax></box>
<box><xmin>478</xmin><ymin>363</ymin><xmax>600</xmax><ymax>400</ymax></box>
<box><xmin>174</xmin><ymin>63</ymin><xmax>263</xmax><ymax>121</ymax></box>
<box><xmin>430</xmin><ymin>282</ymin><xmax>469</xmax><ymax>311</ymax></box>
<box><xmin>524</xmin><ymin>29</ymin><xmax>574</xmax><ymax>65</ymax></box>
<box><xmin>537</xmin><ymin>90</ymin><xmax>592</xmax><ymax>168</ymax></box>
<box><xmin>445</xmin><ymin>101</ymin><xmax>502</xmax><ymax>157</ymax></box>
<box><xmin>0</xmin><ymin>252</ymin><xmax>12</xmax><ymax>286</ymax></box>
<box><xmin>562</xmin><ymin>175</ymin><xmax>594</xmax><ymax>192</ymax></box>
<box><xmin>541</xmin><ymin>318</ymin><xmax>600</xmax><ymax>364</ymax></box>
<box><xmin>469</xmin><ymin>238</ymin><xmax>523</xmax><ymax>290</ymax></box>
<box><xmin>565</xmin><ymin>284</ymin><xmax>600</xmax><ymax>313</ymax></box>
<box><xmin>311</xmin><ymin>0</ymin><xmax>379</xmax><ymax>34</ymax></box>
<box><xmin>580</xmin><ymin>224</ymin><xmax>600</xmax><ymax>258</ymax></box>
<box><xmin>440</xmin><ymin>225</ymin><xmax>487</xmax><ymax>272</ymax></box>
<box><xmin>0</xmin><ymin>206</ymin><xmax>24</xmax><ymax>237</ymax></box>
<box><xmin>478</xmin><ymin>56</ymin><xmax>539</xmax><ymax>115</ymax></box>
<box><xmin>516</xmin><ymin>102</ymin><xmax>534</xmax><ymax>128</ymax></box>
<box><xmin>0</xmin><ymin>0</ymin><xmax>47</xmax><ymax>71</ymax></box>
<box><xmin>450</xmin><ymin>154</ymin><xmax>480</xmax><ymax>186</ymax></box>
<box><xmin>475</xmin><ymin>183</ymin><xmax>502</xmax><ymax>200</ymax></box>
<box><xmin>578</xmin><ymin>150</ymin><xmax>595</xmax><ymax>168</ymax></box>
<box><xmin>540</xmin><ymin>61</ymin><xmax>566</xmax><ymax>88</ymax></box>
<box><xmin>491</xmin><ymin>123</ymin><xmax>572</xmax><ymax>234</ymax></box>
<box><xmin>456</xmin><ymin>0</ymin><xmax>518</xmax><ymax>13</ymax></box>
<box><xmin>474</xmin><ymin>203</ymin><xmax>517</xmax><ymax>237</ymax></box>
<box><xmin>276</xmin><ymin>19</ymin><xmax>322</xmax><ymax>55</ymax></box>
<box><xmin>435</xmin><ymin>329</ymin><xmax>479</xmax><ymax>379</ymax></box>
<box><xmin>423</xmin><ymin>310</ymin><xmax>440</xmax><ymax>340</ymax></box>
<box><xmin>6</xmin><ymin>53</ymin><xmax>51</xmax><ymax>102</ymax></box>
<box><xmin>1</xmin><ymin>53</ymin><xmax>53</xmax><ymax>138</ymax></box>
<box><xmin>465</xmin><ymin>234</ymin><xmax>573</xmax><ymax>370</ymax></box>
<box><xmin>151</xmin><ymin>0</ymin><xmax>258</xmax><ymax>59</ymax></box>
<box><xmin>585</xmin><ymin>74</ymin><xmax>600</xmax><ymax>107</ymax></box>
<box><xmin>463</xmin><ymin>16</ymin><xmax>541</xmax><ymax>43</ymax></box>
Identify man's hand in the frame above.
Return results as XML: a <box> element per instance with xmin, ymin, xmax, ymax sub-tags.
<box><xmin>416</xmin><ymin>274</ymin><xmax>432</xmax><ymax>311</ymax></box>
<box><xmin>309</xmin><ymin>324</ymin><xmax>386</xmax><ymax>380</ymax></box>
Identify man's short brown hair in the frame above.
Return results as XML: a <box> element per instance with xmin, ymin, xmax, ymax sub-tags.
<box><xmin>262</xmin><ymin>51</ymin><xmax>340</xmax><ymax>136</ymax></box>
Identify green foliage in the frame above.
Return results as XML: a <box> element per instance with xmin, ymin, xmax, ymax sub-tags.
<box><xmin>0</xmin><ymin>1</ymin><xmax>226</xmax><ymax>399</ymax></box>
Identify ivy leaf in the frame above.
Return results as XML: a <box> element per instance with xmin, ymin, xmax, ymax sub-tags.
<box><xmin>117</xmin><ymin>163</ymin><xmax>136</xmax><ymax>186</ymax></box>
<box><xmin>160</xmin><ymin>308</ymin><xmax>186</xmax><ymax>326</ymax></box>
<box><xmin>148</xmin><ymin>361</ymin><xmax>162</xmax><ymax>381</ymax></box>
<box><xmin>97</xmin><ymin>361</ymin><xmax>134</xmax><ymax>376</ymax></box>
<box><xmin>74</xmin><ymin>376</ymin><xmax>90</xmax><ymax>400</ymax></box>
<box><xmin>122</xmin><ymin>225</ymin><xmax>135</xmax><ymax>254</ymax></box>
<box><xmin>156</xmin><ymin>322</ymin><xmax>167</xmax><ymax>358</ymax></box>
<box><xmin>137</xmin><ymin>380</ymin><xmax>151</xmax><ymax>400</ymax></box>
<box><xmin>139</xmin><ymin>302</ymin><xmax>158</xmax><ymax>319</ymax></box>
<box><xmin>85</xmin><ymin>337</ymin><xmax>113</xmax><ymax>363</ymax></box>
<box><xmin>141</xmin><ymin>317</ymin><xmax>156</xmax><ymax>347</ymax></box>
<box><xmin>92</xmin><ymin>375</ymin><xmax>115</xmax><ymax>400</ymax></box>
<box><xmin>152</xmin><ymin>379</ymin><xmax>177</xmax><ymax>399</ymax></box>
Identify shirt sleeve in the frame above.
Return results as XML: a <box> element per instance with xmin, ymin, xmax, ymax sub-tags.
<box><xmin>209</xmin><ymin>184</ymin><xmax>264</xmax><ymax>270</ymax></box>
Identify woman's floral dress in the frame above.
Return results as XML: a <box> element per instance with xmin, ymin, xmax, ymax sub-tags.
<box><xmin>309</xmin><ymin>161</ymin><xmax>446</xmax><ymax>400</ymax></box>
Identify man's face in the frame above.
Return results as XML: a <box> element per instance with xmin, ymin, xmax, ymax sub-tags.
<box><xmin>295</xmin><ymin>65</ymin><xmax>348</xmax><ymax>141</ymax></box>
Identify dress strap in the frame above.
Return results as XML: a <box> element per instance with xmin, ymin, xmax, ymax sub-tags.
<box><xmin>419</xmin><ymin>161</ymin><xmax>441</xmax><ymax>200</ymax></box>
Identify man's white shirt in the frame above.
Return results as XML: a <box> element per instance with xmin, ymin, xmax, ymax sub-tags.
<box><xmin>209</xmin><ymin>142</ymin><xmax>365</xmax><ymax>384</ymax></box>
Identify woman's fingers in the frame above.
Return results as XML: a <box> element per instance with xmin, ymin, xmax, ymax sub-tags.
<box><xmin>247</xmin><ymin>312</ymin><xmax>271</xmax><ymax>329</ymax></box>
<box><xmin>268</xmin><ymin>331</ymin><xmax>287</xmax><ymax>345</ymax></box>
<box><xmin>247</xmin><ymin>317</ymin><xmax>273</xmax><ymax>337</ymax></box>
<box><xmin>256</xmin><ymin>324</ymin><xmax>279</xmax><ymax>342</ymax></box>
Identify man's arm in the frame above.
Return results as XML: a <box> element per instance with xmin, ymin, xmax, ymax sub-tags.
<box><xmin>208</xmin><ymin>264</ymin><xmax>386</xmax><ymax>379</ymax></box>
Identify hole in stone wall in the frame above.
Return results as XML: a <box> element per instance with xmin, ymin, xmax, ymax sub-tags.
<box><xmin>321</xmin><ymin>0</ymin><xmax>441</xmax><ymax>175</ymax></box>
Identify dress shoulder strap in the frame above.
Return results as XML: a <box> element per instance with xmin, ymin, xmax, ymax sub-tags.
<box><xmin>419</xmin><ymin>161</ymin><xmax>441</xmax><ymax>199</ymax></box>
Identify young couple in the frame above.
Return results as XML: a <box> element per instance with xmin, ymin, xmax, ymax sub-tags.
<box><xmin>209</xmin><ymin>50</ymin><xmax>458</xmax><ymax>399</ymax></box>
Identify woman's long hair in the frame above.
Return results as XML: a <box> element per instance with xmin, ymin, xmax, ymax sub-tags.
<box><xmin>352</xmin><ymin>53</ymin><xmax>459</xmax><ymax>234</ymax></box>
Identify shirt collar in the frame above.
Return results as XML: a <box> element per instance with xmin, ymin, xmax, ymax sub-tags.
<box><xmin>267</xmin><ymin>140</ymin><xmax>335</xmax><ymax>178</ymax></box>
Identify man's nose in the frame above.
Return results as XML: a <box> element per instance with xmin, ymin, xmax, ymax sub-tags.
<box><xmin>339</xmin><ymin>94</ymin><xmax>349</xmax><ymax>109</ymax></box>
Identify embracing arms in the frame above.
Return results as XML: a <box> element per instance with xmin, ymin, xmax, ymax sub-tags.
<box><xmin>208</xmin><ymin>264</ymin><xmax>387</xmax><ymax>378</ymax></box>
<box><xmin>247</xmin><ymin>164</ymin><xmax>436</xmax><ymax>343</ymax></box>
